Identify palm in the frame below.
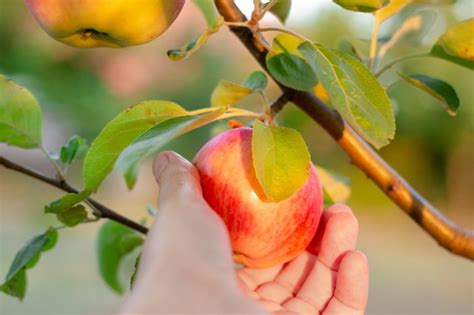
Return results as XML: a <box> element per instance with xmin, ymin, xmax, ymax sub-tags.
<box><xmin>237</xmin><ymin>205</ymin><xmax>368</xmax><ymax>314</ymax></box>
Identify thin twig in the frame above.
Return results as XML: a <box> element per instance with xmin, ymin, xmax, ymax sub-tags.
<box><xmin>270</xmin><ymin>94</ymin><xmax>291</xmax><ymax>117</ymax></box>
<box><xmin>0</xmin><ymin>156</ymin><xmax>149</xmax><ymax>235</ymax></box>
<box><xmin>375</xmin><ymin>53</ymin><xmax>428</xmax><ymax>78</ymax></box>
<box><xmin>369</xmin><ymin>19</ymin><xmax>380</xmax><ymax>73</ymax></box>
<box><xmin>214</xmin><ymin>0</ymin><xmax>474</xmax><ymax>260</ymax></box>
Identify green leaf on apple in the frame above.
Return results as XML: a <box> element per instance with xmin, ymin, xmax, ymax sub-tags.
<box><xmin>430</xmin><ymin>18</ymin><xmax>474</xmax><ymax>70</ymax></box>
<box><xmin>0</xmin><ymin>74</ymin><xmax>42</xmax><ymax>149</ymax></box>
<box><xmin>211</xmin><ymin>71</ymin><xmax>267</xmax><ymax>107</ymax></box>
<box><xmin>316</xmin><ymin>166</ymin><xmax>351</xmax><ymax>206</ymax></box>
<box><xmin>399</xmin><ymin>73</ymin><xmax>460</xmax><ymax>116</ymax></box>
<box><xmin>59</xmin><ymin>135</ymin><xmax>88</xmax><ymax>165</ymax></box>
<box><xmin>298</xmin><ymin>41</ymin><xmax>395</xmax><ymax>149</ymax></box>
<box><xmin>116</xmin><ymin>107</ymin><xmax>225</xmax><ymax>189</ymax></box>
<box><xmin>97</xmin><ymin>221</ymin><xmax>144</xmax><ymax>294</ymax></box>
<box><xmin>0</xmin><ymin>227</ymin><xmax>58</xmax><ymax>300</ymax></box>
<box><xmin>268</xmin><ymin>0</ymin><xmax>292</xmax><ymax>24</ymax></box>
<box><xmin>333</xmin><ymin>0</ymin><xmax>389</xmax><ymax>13</ymax></box>
<box><xmin>252</xmin><ymin>120</ymin><xmax>311</xmax><ymax>201</ymax></box>
<box><xmin>266</xmin><ymin>34</ymin><xmax>318</xmax><ymax>91</ymax></box>
<box><xmin>83</xmin><ymin>101</ymin><xmax>188</xmax><ymax>191</ymax></box>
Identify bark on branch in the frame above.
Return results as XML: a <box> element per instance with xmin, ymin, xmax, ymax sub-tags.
<box><xmin>214</xmin><ymin>0</ymin><xmax>474</xmax><ymax>260</ymax></box>
<box><xmin>0</xmin><ymin>156</ymin><xmax>149</xmax><ymax>235</ymax></box>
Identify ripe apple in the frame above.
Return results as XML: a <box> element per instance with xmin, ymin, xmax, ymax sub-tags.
<box><xmin>24</xmin><ymin>0</ymin><xmax>185</xmax><ymax>48</ymax></box>
<box><xmin>193</xmin><ymin>127</ymin><xmax>323</xmax><ymax>268</ymax></box>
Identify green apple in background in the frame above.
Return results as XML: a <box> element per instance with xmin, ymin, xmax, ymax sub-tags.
<box><xmin>24</xmin><ymin>0</ymin><xmax>185</xmax><ymax>48</ymax></box>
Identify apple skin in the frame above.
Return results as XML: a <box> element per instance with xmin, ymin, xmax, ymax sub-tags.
<box><xmin>24</xmin><ymin>0</ymin><xmax>185</xmax><ymax>48</ymax></box>
<box><xmin>193</xmin><ymin>127</ymin><xmax>323</xmax><ymax>268</ymax></box>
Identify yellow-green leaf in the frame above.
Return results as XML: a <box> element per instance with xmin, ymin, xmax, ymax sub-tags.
<box><xmin>0</xmin><ymin>74</ymin><xmax>42</xmax><ymax>148</ymax></box>
<box><xmin>375</xmin><ymin>0</ymin><xmax>411</xmax><ymax>23</ymax></box>
<box><xmin>299</xmin><ymin>41</ymin><xmax>395</xmax><ymax>149</ymax></box>
<box><xmin>211</xmin><ymin>81</ymin><xmax>253</xmax><ymax>107</ymax></box>
<box><xmin>83</xmin><ymin>101</ymin><xmax>188</xmax><ymax>191</ymax></box>
<box><xmin>252</xmin><ymin>120</ymin><xmax>311</xmax><ymax>201</ymax></box>
<box><xmin>116</xmin><ymin>107</ymin><xmax>226</xmax><ymax>189</ymax></box>
<box><xmin>334</xmin><ymin>0</ymin><xmax>389</xmax><ymax>12</ymax></box>
<box><xmin>430</xmin><ymin>18</ymin><xmax>474</xmax><ymax>69</ymax></box>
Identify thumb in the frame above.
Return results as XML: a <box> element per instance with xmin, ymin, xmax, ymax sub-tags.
<box><xmin>139</xmin><ymin>151</ymin><xmax>234</xmax><ymax>274</ymax></box>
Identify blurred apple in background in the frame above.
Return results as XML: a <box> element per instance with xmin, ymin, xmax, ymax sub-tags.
<box><xmin>193</xmin><ymin>128</ymin><xmax>323</xmax><ymax>268</ymax></box>
<box><xmin>24</xmin><ymin>0</ymin><xmax>185</xmax><ymax>48</ymax></box>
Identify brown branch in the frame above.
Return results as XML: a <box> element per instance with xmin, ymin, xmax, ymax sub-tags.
<box><xmin>0</xmin><ymin>156</ymin><xmax>149</xmax><ymax>235</ymax></box>
<box><xmin>215</xmin><ymin>0</ymin><xmax>474</xmax><ymax>260</ymax></box>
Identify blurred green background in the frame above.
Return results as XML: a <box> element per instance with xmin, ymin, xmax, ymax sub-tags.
<box><xmin>1</xmin><ymin>0</ymin><xmax>473</xmax><ymax>314</ymax></box>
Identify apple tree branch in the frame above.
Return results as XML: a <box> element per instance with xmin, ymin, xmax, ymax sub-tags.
<box><xmin>214</xmin><ymin>0</ymin><xmax>474</xmax><ymax>260</ymax></box>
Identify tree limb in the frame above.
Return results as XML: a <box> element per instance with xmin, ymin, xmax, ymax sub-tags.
<box><xmin>0</xmin><ymin>156</ymin><xmax>149</xmax><ymax>235</ymax></box>
<box><xmin>214</xmin><ymin>0</ymin><xmax>474</xmax><ymax>260</ymax></box>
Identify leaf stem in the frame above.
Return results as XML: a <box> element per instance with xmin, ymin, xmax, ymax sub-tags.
<box><xmin>375</xmin><ymin>53</ymin><xmax>428</xmax><ymax>78</ymax></box>
<box><xmin>369</xmin><ymin>19</ymin><xmax>380</xmax><ymax>73</ymax></box>
<box><xmin>40</xmin><ymin>146</ymin><xmax>66</xmax><ymax>182</ymax></box>
<box><xmin>0</xmin><ymin>156</ymin><xmax>149</xmax><ymax>235</ymax></box>
<box><xmin>257</xmin><ymin>27</ymin><xmax>311</xmax><ymax>43</ymax></box>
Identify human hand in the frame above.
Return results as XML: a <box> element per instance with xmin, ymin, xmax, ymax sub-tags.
<box><xmin>237</xmin><ymin>205</ymin><xmax>368</xmax><ymax>314</ymax></box>
<box><xmin>119</xmin><ymin>151</ymin><xmax>368</xmax><ymax>314</ymax></box>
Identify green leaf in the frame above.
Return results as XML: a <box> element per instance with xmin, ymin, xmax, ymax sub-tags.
<box><xmin>298</xmin><ymin>41</ymin><xmax>395</xmax><ymax>148</ymax></box>
<box><xmin>333</xmin><ymin>0</ymin><xmax>389</xmax><ymax>12</ymax></box>
<box><xmin>83</xmin><ymin>101</ymin><xmax>188</xmax><ymax>191</ymax></box>
<box><xmin>243</xmin><ymin>71</ymin><xmax>268</xmax><ymax>91</ymax></box>
<box><xmin>1</xmin><ymin>228</ymin><xmax>58</xmax><ymax>300</ymax></box>
<box><xmin>192</xmin><ymin>0</ymin><xmax>218</xmax><ymax>26</ymax></box>
<box><xmin>116</xmin><ymin>107</ymin><xmax>225</xmax><ymax>189</ymax></box>
<box><xmin>316</xmin><ymin>166</ymin><xmax>351</xmax><ymax>206</ymax></box>
<box><xmin>56</xmin><ymin>205</ymin><xmax>88</xmax><ymax>227</ymax></box>
<box><xmin>338</xmin><ymin>39</ymin><xmax>363</xmax><ymax>61</ymax></box>
<box><xmin>266</xmin><ymin>34</ymin><xmax>318</xmax><ymax>91</ymax></box>
<box><xmin>97</xmin><ymin>221</ymin><xmax>144</xmax><ymax>294</ymax></box>
<box><xmin>252</xmin><ymin>120</ymin><xmax>311</xmax><ymax>201</ymax></box>
<box><xmin>59</xmin><ymin>135</ymin><xmax>88</xmax><ymax>165</ymax></box>
<box><xmin>399</xmin><ymin>73</ymin><xmax>460</xmax><ymax>116</ymax></box>
<box><xmin>269</xmin><ymin>0</ymin><xmax>292</xmax><ymax>24</ymax></box>
<box><xmin>430</xmin><ymin>18</ymin><xmax>474</xmax><ymax>69</ymax></box>
<box><xmin>0</xmin><ymin>74</ymin><xmax>42</xmax><ymax>148</ymax></box>
<box><xmin>167</xmin><ymin>17</ymin><xmax>222</xmax><ymax>61</ymax></box>
<box><xmin>0</xmin><ymin>269</ymin><xmax>26</xmax><ymax>301</ymax></box>
<box><xmin>44</xmin><ymin>190</ymin><xmax>90</xmax><ymax>214</ymax></box>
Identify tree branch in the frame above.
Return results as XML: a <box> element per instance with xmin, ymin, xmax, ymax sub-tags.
<box><xmin>0</xmin><ymin>156</ymin><xmax>149</xmax><ymax>235</ymax></box>
<box><xmin>214</xmin><ymin>0</ymin><xmax>474</xmax><ymax>260</ymax></box>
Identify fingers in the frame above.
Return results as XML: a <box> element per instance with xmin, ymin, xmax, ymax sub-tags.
<box><xmin>153</xmin><ymin>151</ymin><xmax>202</xmax><ymax>208</ymax></box>
<box><xmin>323</xmin><ymin>251</ymin><xmax>369</xmax><ymax>315</ymax></box>
<box><xmin>138</xmin><ymin>152</ymin><xmax>234</xmax><ymax>277</ymax></box>
<box><xmin>283</xmin><ymin>204</ymin><xmax>359</xmax><ymax>313</ymax></box>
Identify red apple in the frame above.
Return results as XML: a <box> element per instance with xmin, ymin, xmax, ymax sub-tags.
<box><xmin>193</xmin><ymin>127</ymin><xmax>323</xmax><ymax>268</ymax></box>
